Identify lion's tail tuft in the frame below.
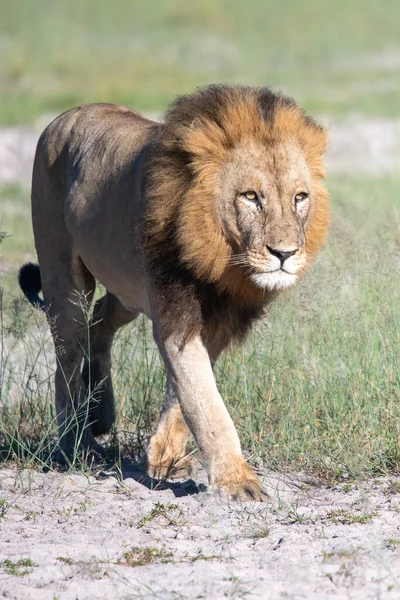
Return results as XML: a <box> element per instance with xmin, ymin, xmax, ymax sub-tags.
<box><xmin>18</xmin><ymin>263</ymin><xmax>45</xmax><ymax>310</ymax></box>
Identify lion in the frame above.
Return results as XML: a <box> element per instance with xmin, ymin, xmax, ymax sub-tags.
<box><xmin>19</xmin><ymin>85</ymin><xmax>329</xmax><ymax>501</ymax></box>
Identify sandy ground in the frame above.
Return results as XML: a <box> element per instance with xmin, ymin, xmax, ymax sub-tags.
<box><xmin>1</xmin><ymin>115</ymin><xmax>400</xmax><ymax>186</ymax></box>
<box><xmin>1</xmin><ymin>115</ymin><xmax>400</xmax><ymax>599</ymax></box>
<box><xmin>0</xmin><ymin>464</ymin><xmax>399</xmax><ymax>599</ymax></box>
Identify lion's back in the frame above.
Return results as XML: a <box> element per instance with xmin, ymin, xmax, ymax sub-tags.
<box><xmin>31</xmin><ymin>103</ymin><xmax>157</xmax><ymax>293</ymax></box>
<box><xmin>35</xmin><ymin>103</ymin><xmax>156</xmax><ymax>177</ymax></box>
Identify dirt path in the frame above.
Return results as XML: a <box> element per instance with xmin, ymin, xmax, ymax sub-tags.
<box><xmin>0</xmin><ymin>465</ymin><xmax>399</xmax><ymax>599</ymax></box>
<box><xmin>1</xmin><ymin>116</ymin><xmax>400</xmax><ymax>186</ymax></box>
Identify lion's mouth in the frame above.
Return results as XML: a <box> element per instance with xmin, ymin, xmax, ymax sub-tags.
<box><xmin>267</xmin><ymin>267</ymin><xmax>293</xmax><ymax>273</ymax></box>
<box><xmin>249</xmin><ymin>268</ymin><xmax>298</xmax><ymax>291</ymax></box>
<box><xmin>261</xmin><ymin>267</ymin><xmax>297</xmax><ymax>276</ymax></box>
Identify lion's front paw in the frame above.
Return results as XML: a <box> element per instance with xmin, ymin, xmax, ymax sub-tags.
<box><xmin>210</xmin><ymin>460</ymin><xmax>269</xmax><ymax>502</ymax></box>
<box><xmin>211</xmin><ymin>478</ymin><xmax>269</xmax><ymax>502</ymax></box>
<box><xmin>146</xmin><ymin>455</ymin><xmax>194</xmax><ymax>481</ymax></box>
<box><xmin>145</xmin><ymin>438</ymin><xmax>194</xmax><ymax>481</ymax></box>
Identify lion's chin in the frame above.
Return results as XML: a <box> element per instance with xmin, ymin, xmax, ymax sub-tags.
<box><xmin>249</xmin><ymin>270</ymin><xmax>298</xmax><ymax>291</ymax></box>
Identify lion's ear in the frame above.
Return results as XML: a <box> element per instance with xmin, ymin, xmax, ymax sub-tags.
<box><xmin>303</xmin><ymin>124</ymin><xmax>329</xmax><ymax>179</ymax></box>
<box><xmin>305</xmin><ymin>123</ymin><xmax>329</xmax><ymax>157</ymax></box>
<box><xmin>273</xmin><ymin>106</ymin><xmax>328</xmax><ymax>178</ymax></box>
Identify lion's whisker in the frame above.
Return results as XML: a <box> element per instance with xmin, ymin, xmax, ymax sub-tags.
<box><xmin>227</xmin><ymin>254</ymin><xmax>248</xmax><ymax>267</ymax></box>
<box><xmin>244</xmin><ymin>266</ymin><xmax>256</xmax><ymax>277</ymax></box>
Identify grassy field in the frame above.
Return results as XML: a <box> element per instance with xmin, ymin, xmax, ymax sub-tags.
<box><xmin>1</xmin><ymin>174</ymin><xmax>399</xmax><ymax>479</ymax></box>
<box><xmin>0</xmin><ymin>0</ymin><xmax>399</xmax><ymax>482</ymax></box>
<box><xmin>1</xmin><ymin>0</ymin><xmax>400</xmax><ymax>124</ymax></box>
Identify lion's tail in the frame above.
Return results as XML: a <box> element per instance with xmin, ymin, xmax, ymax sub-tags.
<box><xmin>18</xmin><ymin>263</ymin><xmax>45</xmax><ymax>310</ymax></box>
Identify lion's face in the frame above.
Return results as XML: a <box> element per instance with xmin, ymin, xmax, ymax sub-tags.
<box><xmin>147</xmin><ymin>85</ymin><xmax>329</xmax><ymax>302</ymax></box>
<box><xmin>218</xmin><ymin>138</ymin><xmax>313</xmax><ymax>291</ymax></box>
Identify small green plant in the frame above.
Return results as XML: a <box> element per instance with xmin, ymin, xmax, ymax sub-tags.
<box><xmin>56</xmin><ymin>556</ymin><xmax>106</xmax><ymax>579</ymax></box>
<box><xmin>284</xmin><ymin>505</ymin><xmax>311</xmax><ymax>525</ymax></box>
<box><xmin>385</xmin><ymin>539</ymin><xmax>400</xmax><ymax>550</ymax></box>
<box><xmin>0</xmin><ymin>558</ymin><xmax>35</xmax><ymax>577</ymax></box>
<box><xmin>322</xmin><ymin>547</ymin><xmax>361</xmax><ymax>561</ymax></box>
<box><xmin>24</xmin><ymin>511</ymin><xmax>38</xmax><ymax>521</ymax></box>
<box><xmin>56</xmin><ymin>556</ymin><xmax>74</xmax><ymax>565</ymax></box>
<box><xmin>121</xmin><ymin>546</ymin><xmax>173</xmax><ymax>567</ymax></box>
<box><xmin>0</xmin><ymin>498</ymin><xmax>10</xmax><ymax>519</ymax></box>
<box><xmin>323</xmin><ymin>509</ymin><xmax>377</xmax><ymax>525</ymax></box>
<box><xmin>136</xmin><ymin>502</ymin><xmax>184</xmax><ymax>529</ymax></box>
<box><xmin>251</xmin><ymin>527</ymin><xmax>270</xmax><ymax>539</ymax></box>
<box><xmin>57</xmin><ymin>500</ymin><xmax>94</xmax><ymax>517</ymax></box>
<box><xmin>189</xmin><ymin>553</ymin><xmax>221</xmax><ymax>563</ymax></box>
<box><xmin>385</xmin><ymin>481</ymin><xmax>400</xmax><ymax>495</ymax></box>
<box><xmin>341</xmin><ymin>484</ymin><xmax>354</xmax><ymax>494</ymax></box>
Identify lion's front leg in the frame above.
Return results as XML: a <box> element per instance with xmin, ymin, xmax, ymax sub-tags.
<box><xmin>155</xmin><ymin>333</ymin><xmax>268</xmax><ymax>502</ymax></box>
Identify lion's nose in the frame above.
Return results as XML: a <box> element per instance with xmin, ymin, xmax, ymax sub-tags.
<box><xmin>266</xmin><ymin>246</ymin><xmax>298</xmax><ymax>264</ymax></box>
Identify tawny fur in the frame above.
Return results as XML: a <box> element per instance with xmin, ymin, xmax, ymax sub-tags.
<box><xmin>19</xmin><ymin>85</ymin><xmax>329</xmax><ymax>501</ymax></box>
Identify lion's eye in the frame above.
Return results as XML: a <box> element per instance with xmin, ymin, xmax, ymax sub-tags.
<box><xmin>295</xmin><ymin>192</ymin><xmax>308</xmax><ymax>204</ymax></box>
<box><xmin>243</xmin><ymin>190</ymin><xmax>258</xmax><ymax>202</ymax></box>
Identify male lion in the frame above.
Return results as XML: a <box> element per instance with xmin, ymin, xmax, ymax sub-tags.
<box><xmin>19</xmin><ymin>85</ymin><xmax>329</xmax><ymax>501</ymax></box>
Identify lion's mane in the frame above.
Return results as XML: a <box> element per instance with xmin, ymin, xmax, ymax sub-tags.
<box><xmin>142</xmin><ymin>85</ymin><xmax>329</xmax><ymax>344</ymax></box>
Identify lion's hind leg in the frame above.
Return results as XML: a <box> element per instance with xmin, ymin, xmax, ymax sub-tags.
<box><xmin>82</xmin><ymin>292</ymin><xmax>139</xmax><ymax>437</ymax></box>
<box><xmin>145</xmin><ymin>376</ymin><xmax>193</xmax><ymax>480</ymax></box>
<box><xmin>39</xmin><ymin>256</ymin><xmax>107</xmax><ymax>462</ymax></box>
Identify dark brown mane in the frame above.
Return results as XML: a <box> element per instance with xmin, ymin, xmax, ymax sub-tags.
<box><xmin>141</xmin><ymin>84</ymin><xmax>328</xmax><ymax>345</ymax></box>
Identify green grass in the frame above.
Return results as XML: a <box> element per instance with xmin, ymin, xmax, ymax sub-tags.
<box><xmin>0</xmin><ymin>173</ymin><xmax>399</xmax><ymax>480</ymax></box>
<box><xmin>216</xmin><ymin>176</ymin><xmax>400</xmax><ymax>478</ymax></box>
<box><xmin>1</xmin><ymin>0</ymin><xmax>400</xmax><ymax>124</ymax></box>
<box><xmin>135</xmin><ymin>503</ymin><xmax>184</xmax><ymax>529</ymax></box>
<box><xmin>121</xmin><ymin>547</ymin><xmax>174</xmax><ymax>567</ymax></box>
<box><xmin>322</xmin><ymin>509</ymin><xmax>377</xmax><ymax>525</ymax></box>
<box><xmin>0</xmin><ymin>558</ymin><xmax>36</xmax><ymax>577</ymax></box>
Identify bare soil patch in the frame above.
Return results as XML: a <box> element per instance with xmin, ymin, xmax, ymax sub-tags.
<box><xmin>1</xmin><ymin>115</ymin><xmax>400</xmax><ymax>187</ymax></box>
<box><xmin>0</xmin><ymin>465</ymin><xmax>399</xmax><ymax>599</ymax></box>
